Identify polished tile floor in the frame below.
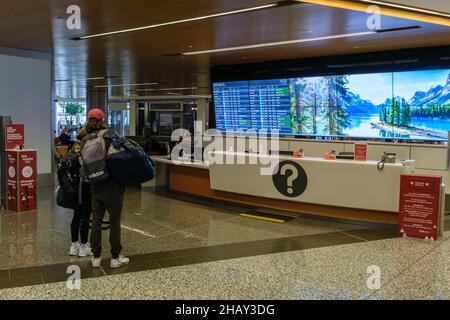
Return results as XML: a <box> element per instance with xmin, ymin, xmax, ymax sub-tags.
<box><xmin>0</xmin><ymin>186</ymin><xmax>448</xmax><ymax>299</ymax></box>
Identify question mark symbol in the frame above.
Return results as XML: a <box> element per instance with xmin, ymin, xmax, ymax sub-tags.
<box><xmin>280</xmin><ymin>164</ymin><xmax>299</xmax><ymax>195</ymax></box>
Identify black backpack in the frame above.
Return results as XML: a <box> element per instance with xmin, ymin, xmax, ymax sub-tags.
<box><xmin>57</xmin><ymin>151</ymin><xmax>81</xmax><ymax>194</ymax></box>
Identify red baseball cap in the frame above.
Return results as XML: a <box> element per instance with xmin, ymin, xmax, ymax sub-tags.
<box><xmin>88</xmin><ymin>108</ymin><xmax>105</xmax><ymax>121</ymax></box>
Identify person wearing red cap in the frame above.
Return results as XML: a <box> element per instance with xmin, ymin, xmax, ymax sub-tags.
<box><xmin>83</xmin><ymin>108</ymin><xmax>130</xmax><ymax>269</ymax></box>
<box><xmin>87</xmin><ymin>108</ymin><xmax>106</xmax><ymax>122</ymax></box>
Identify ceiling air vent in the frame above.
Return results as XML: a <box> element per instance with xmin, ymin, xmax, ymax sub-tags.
<box><xmin>164</xmin><ymin>53</ymin><xmax>183</xmax><ymax>57</ymax></box>
<box><xmin>376</xmin><ymin>26</ymin><xmax>421</xmax><ymax>33</ymax></box>
<box><xmin>393</xmin><ymin>59</ymin><xmax>419</xmax><ymax>64</ymax></box>
<box><xmin>284</xmin><ymin>67</ymin><xmax>312</xmax><ymax>72</ymax></box>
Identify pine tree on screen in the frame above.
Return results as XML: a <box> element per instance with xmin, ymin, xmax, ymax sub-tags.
<box><xmin>325</xmin><ymin>76</ymin><xmax>351</xmax><ymax>135</ymax></box>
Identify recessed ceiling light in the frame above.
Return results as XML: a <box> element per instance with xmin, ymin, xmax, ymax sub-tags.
<box><xmin>181</xmin><ymin>31</ymin><xmax>376</xmax><ymax>55</ymax></box>
<box><xmin>94</xmin><ymin>82</ymin><xmax>158</xmax><ymax>88</ymax></box>
<box><xmin>55</xmin><ymin>77</ymin><xmax>105</xmax><ymax>82</ymax></box>
<box><xmin>75</xmin><ymin>3</ymin><xmax>281</xmax><ymax>40</ymax></box>
<box><xmin>136</xmin><ymin>87</ymin><xmax>197</xmax><ymax>92</ymax></box>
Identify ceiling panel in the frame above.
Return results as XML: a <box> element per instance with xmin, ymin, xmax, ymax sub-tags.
<box><xmin>0</xmin><ymin>0</ymin><xmax>449</xmax><ymax>98</ymax></box>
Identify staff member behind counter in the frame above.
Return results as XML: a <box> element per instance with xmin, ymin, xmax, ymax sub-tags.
<box><xmin>144</xmin><ymin>134</ymin><xmax>161</xmax><ymax>155</ymax></box>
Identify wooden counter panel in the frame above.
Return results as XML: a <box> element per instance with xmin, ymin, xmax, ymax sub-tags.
<box><xmin>169</xmin><ymin>165</ymin><xmax>215</xmax><ymax>198</ymax></box>
<box><xmin>169</xmin><ymin>164</ymin><xmax>397</xmax><ymax>225</ymax></box>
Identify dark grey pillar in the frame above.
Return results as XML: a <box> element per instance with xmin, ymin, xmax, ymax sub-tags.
<box><xmin>87</xmin><ymin>90</ymin><xmax>108</xmax><ymax>114</ymax></box>
<box><xmin>0</xmin><ymin>116</ymin><xmax>12</xmax><ymax>209</ymax></box>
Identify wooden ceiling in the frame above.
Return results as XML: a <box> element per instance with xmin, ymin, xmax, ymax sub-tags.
<box><xmin>0</xmin><ymin>0</ymin><xmax>449</xmax><ymax>98</ymax></box>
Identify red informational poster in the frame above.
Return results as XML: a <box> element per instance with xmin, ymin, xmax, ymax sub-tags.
<box><xmin>398</xmin><ymin>174</ymin><xmax>442</xmax><ymax>240</ymax></box>
<box><xmin>354</xmin><ymin>143</ymin><xmax>367</xmax><ymax>161</ymax></box>
<box><xmin>18</xmin><ymin>150</ymin><xmax>37</xmax><ymax>212</ymax></box>
<box><xmin>5</xmin><ymin>124</ymin><xmax>24</xmax><ymax>150</ymax></box>
<box><xmin>6</xmin><ymin>151</ymin><xmax>18</xmax><ymax>211</ymax></box>
<box><xmin>6</xmin><ymin>150</ymin><xmax>37</xmax><ymax>212</ymax></box>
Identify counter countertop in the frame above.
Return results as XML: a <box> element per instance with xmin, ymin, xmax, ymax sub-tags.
<box><xmin>210</xmin><ymin>151</ymin><xmax>404</xmax><ymax>167</ymax></box>
<box><xmin>152</xmin><ymin>156</ymin><xmax>209</xmax><ymax>169</ymax></box>
<box><xmin>152</xmin><ymin>152</ymin><xmax>405</xmax><ymax>168</ymax></box>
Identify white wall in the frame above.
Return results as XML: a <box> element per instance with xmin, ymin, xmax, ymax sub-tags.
<box><xmin>0</xmin><ymin>53</ymin><xmax>52</xmax><ymax>175</ymax></box>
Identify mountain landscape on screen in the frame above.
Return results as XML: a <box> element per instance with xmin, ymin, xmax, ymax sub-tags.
<box><xmin>407</xmin><ymin>74</ymin><xmax>450</xmax><ymax>106</ymax></box>
<box><xmin>290</xmin><ymin>70</ymin><xmax>450</xmax><ymax>140</ymax></box>
<box><xmin>357</xmin><ymin>73</ymin><xmax>450</xmax><ymax>113</ymax></box>
<box><xmin>371</xmin><ymin>72</ymin><xmax>450</xmax><ymax>140</ymax></box>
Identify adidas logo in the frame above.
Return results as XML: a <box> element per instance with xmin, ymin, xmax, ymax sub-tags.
<box><xmin>89</xmin><ymin>171</ymin><xmax>105</xmax><ymax>179</ymax></box>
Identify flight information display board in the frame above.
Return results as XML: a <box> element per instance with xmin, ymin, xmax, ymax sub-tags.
<box><xmin>213</xmin><ymin>79</ymin><xmax>291</xmax><ymax>134</ymax></box>
<box><xmin>248</xmin><ymin>79</ymin><xmax>291</xmax><ymax>134</ymax></box>
<box><xmin>213</xmin><ymin>81</ymin><xmax>251</xmax><ymax>131</ymax></box>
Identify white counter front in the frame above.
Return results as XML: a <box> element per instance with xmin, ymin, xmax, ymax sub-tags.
<box><xmin>209</xmin><ymin>152</ymin><xmax>404</xmax><ymax>213</ymax></box>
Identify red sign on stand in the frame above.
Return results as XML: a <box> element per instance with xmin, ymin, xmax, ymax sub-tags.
<box><xmin>6</xmin><ymin>151</ymin><xmax>18</xmax><ymax>212</ymax></box>
<box><xmin>398</xmin><ymin>174</ymin><xmax>442</xmax><ymax>240</ymax></box>
<box><xmin>6</xmin><ymin>150</ymin><xmax>37</xmax><ymax>212</ymax></box>
<box><xmin>18</xmin><ymin>151</ymin><xmax>37</xmax><ymax>211</ymax></box>
<box><xmin>354</xmin><ymin>143</ymin><xmax>367</xmax><ymax>161</ymax></box>
<box><xmin>5</xmin><ymin>124</ymin><xmax>24</xmax><ymax>150</ymax></box>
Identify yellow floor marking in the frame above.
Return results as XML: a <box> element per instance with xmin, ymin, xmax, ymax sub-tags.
<box><xmin>239</xmin><ymin>213</ymin><xmax>286</xmax><ymax>224</ymax></box>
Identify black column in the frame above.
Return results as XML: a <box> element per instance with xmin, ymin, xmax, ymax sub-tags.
<box><xmin>0</xmin><ymin>116</ymin><xmax>12</xmax><ymax>209</ymax></box>
<box><xmin>87</xmin><ymin>90</ymin><xmax>108</xmax><ymax>122</ymax></box>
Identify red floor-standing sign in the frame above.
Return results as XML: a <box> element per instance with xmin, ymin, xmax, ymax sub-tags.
<box><xmin>6</xmin><ymin>149</ymin><xmax>37</xmax><ymax>212</ymax></box>
<box><xmin>398</xmin><ymin>174</ymin><xmax>442</xmax><ymax>240</ymax></box>
<box><xmin>6</xmin><ymin>151</ymin><xmax>18</xmax><ymax>211</ymax></box>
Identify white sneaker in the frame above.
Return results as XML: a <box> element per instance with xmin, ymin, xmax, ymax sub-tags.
<box><xmin>110</xmin><ymin>255</ymin><xmax>130</xmax><ymax>269</ymax></box>
<box><xmin>78</xmin><ymin>243</ymin><xmax>93</xmax><ymax>257</ymax></box>
<box><xmin>92</xmin><ymin>257</ymin><xmax>102</xmax><ymax>268</ymax></box>
<box><xmin>69</xmin><ymin>242</ymin><xmax>80</xmax><ymax>256</ymax></box>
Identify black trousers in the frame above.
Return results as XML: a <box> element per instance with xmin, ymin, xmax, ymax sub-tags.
<box><xmin>71</xmin><ymin>183</ymin><xmax>92</xmax><ymax>244</ymax></box>
<box><xmin>90</xmin><ymin>178</ymin><xmax>125</xmax><ymax>259</ymax></box>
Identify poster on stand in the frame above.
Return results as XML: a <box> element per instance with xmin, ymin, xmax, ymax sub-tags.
<box><xmin>398</xmin><ymin>174</ymin><xmax>442</xmax><ymax>240</ymax></box>
<box><xmin>18</xmin><ymin>151</ymin><xmax>37</xmax><ymax>212</ymax></box>
<box><xmin>6</xmin><ymin>151</ymin><xmax>18</xmax><ymax>211</ymax></box>
<box><xmin>5</xmin><ymin>124</ymin><xmax>24</xmax><ymax>150</ymax></box>
<box><xmin>5</xmin><ymin>150</ymin><xmax>37</xmax><ymax>212</ymax></box>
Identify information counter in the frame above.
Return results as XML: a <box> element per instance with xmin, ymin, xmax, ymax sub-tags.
<box><xmin>152</xmin><ymin>152</ymin><xmax>405</xmax><ymax>224</ymax></box>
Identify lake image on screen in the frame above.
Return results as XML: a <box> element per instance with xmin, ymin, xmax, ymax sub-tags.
<box><xmin>290</xmin><ymin>69</ymin><xmax>450</xmax><ymax>140</ymax></box>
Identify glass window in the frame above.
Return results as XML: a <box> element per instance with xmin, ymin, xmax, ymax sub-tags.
<box><xmin>108</xmin><ymin>102</ymin><xmax>131</xmax><ymax>137</ymax></box>
<box><xmin>56</xmin><ymin>100</ymin><xmax>87</xmax><ymax>139</ymax></box>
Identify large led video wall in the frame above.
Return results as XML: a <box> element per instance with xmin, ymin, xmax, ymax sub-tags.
<box><xmin>212</xmin><ymin>69</ymin><xmax>450</xmax><ymax>141</ymax></box>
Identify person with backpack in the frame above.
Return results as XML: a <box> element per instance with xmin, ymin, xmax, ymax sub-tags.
<box><xmin>56</xmin><ymin>127</ymin><xmax>93</xmax><ymax>257</ymax></box>
<box><xmin>69</xmin><ymin>127</ymin><xmax>93</xmax><ymax>257</ymax></box>
<box><xmin>81</xmin><ymin>108</ymin><xmax>129</xmax><ymax>269</ymax></box>
<box><xmin>59</xmin><ymin>127</ymin><xmax>74</xmax><ymax>148</ymax></box>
